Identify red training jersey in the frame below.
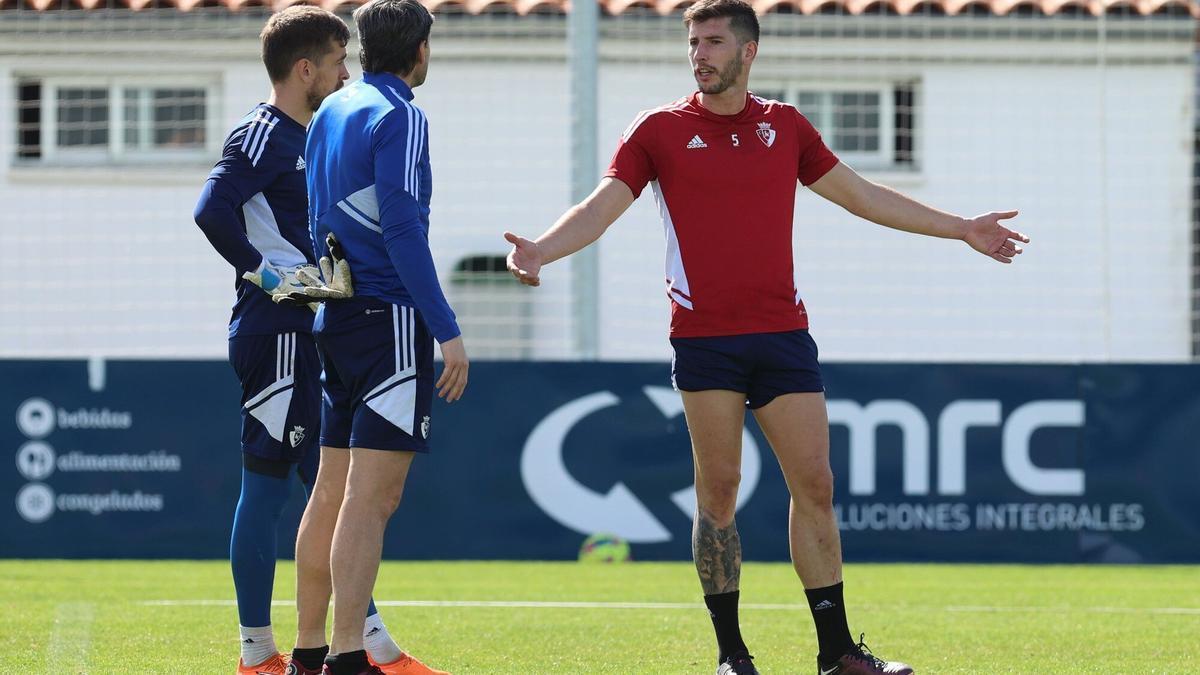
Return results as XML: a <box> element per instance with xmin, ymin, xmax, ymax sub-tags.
<box><xmin>605</xmin><ymin>92</ymin><xmax>839</xmax><ymax>338</ymax></box>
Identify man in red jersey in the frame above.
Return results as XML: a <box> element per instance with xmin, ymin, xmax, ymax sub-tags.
<box><xmin>505</xmin><ymin>0</ymin><xmax>1028</xmax><ymax>673</ymax></box>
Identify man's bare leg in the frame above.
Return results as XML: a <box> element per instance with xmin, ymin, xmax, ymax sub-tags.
<box><xmin>294</xmin><ymin>446</ymin><xmax>407</xmax><ymax>672</ymax></box>
<box><xmin>752</xmin><ymin>392</ymin><xmax>854</xmax><ymax>664</ymax></box>
<box><xmin>680</xmin><ymin>389</ymin><xmax>753</xmax><ymax>667</ymax></box>
<box><xmin>328</xmin><ymin>447</ymin><xmax>414</xmax><ymax>657</ymax></box>
<box><xmin>752</xmin><ymin>392</ymin><xmax>841</xmax><ymax>586</ymax></box>
<box><xmin>295</xmin><ymin>446</ymin><xmax>350</xmax><ymax>650</ymax></box>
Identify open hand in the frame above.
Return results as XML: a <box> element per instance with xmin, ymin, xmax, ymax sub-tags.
<box><xmin>504</xmin><ymin>231</ymin><xmax>543</xmax><ymax>286</ymax></box>
<box><xmin>964</xmin><ymin>210</ymin><xmax>1029</xmax><ymax>264</ymax></box>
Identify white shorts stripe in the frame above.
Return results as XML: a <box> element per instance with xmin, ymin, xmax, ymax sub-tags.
<box><xmin>407</xmin><ymin>306</ymin><xmax>415</xmax><ymax>371</ymax></box>
<box><xmin>402</xmin><ymin>306</ymin><xmax>411</xmax><ymax>371</ymax></box>
<box><xmin>364</xmin><ymin>377</ymin><xmax>416</xmax><ymax>436</ymax></box>
<box><xmin>393</xmin><ymin>306</ymin><xmax>403</xmax><ymax>374</ymax></box>
<box><xmin>244</xmin><ymin>375</ymin><xmax>294</xmax><ymax>411</ymax></box>
<box><xmin>245</xmin><ymin>376</ymin><xmax>294</xmax><ymax>443</ymax></box>
<box><xmin>363</xmin><ymin>306</ymin><xmax>419</xmax><ymax>436</ymax></box>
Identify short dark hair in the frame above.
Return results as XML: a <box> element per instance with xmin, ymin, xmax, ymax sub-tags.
<box><xmin>354</xmin><ymin>0</ymin><xmax>435</xmax><ymax>76</ymax></box>
<box><xmin>683</xmin><ymin>0</ymin><xmax>760</xmax><ymax>44</ymax></box>
<box><xmin>260</xmin><ymin>6</ymin><xmax>350</xmax><ymax>84</ymax></box>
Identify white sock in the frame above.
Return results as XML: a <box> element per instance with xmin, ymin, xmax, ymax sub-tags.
<box><xmin>363</xmin><ymin>613</ymin><xmax>403</xmax><ymax>664</ymax></box>
<box><xmin>239</xmin><ymin>625</ymin><xmax>279</xmax><ymax>667</ymax></box>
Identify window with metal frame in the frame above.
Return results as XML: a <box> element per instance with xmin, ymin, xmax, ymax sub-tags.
<box><xmin>753</xmin><ymin>82</ymin><xmax>918</xmax><ymax>171</ymax></box>
<box><xmin>15</xmin><ymin>76</ymin><xmax>219</xmax><ymax>164</ymax></box>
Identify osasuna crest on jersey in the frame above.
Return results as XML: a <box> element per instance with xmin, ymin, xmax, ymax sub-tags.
<box><xmin>289</xmin><ymin>425</ymin><xmax>306</xmax><ymax>447</ymax></box>
<box><xmin>421</xmin><ymin>415</ymin><xmax>431</xmax><ymax>439</ymax></box>
<box><xmin>757</xmin><ymin>122</ymin><xmax>776</xmax><ymax>148</ymax></box>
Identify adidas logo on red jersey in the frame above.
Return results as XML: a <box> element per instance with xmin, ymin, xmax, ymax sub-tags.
<box><xmin>686</xmin><ymin>135</ymin><xmax>708</xmax><ymax>149</ymax></box>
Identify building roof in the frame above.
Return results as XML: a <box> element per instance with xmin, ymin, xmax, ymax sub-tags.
<box><xmin>6</xmin><ymin>0</ymin><xmax>1197</xmax><ymax>17</ymax></box>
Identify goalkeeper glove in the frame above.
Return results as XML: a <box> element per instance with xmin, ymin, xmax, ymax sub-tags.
<box><xmin>271</xmin><ymin>232</ymin><xmax>354</xmax><ymax>306</ymax></box>
<box><xmin>242</xmin><ymin>259</ymin><xmax>321</xmax><ymax>311</ymax></box>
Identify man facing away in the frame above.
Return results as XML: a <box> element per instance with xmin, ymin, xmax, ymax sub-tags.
<box><xmin>296</xmin><ymin>0</ymin><xmax>469</xmax><ymax>673</ymax></box>
<box><xmin>192</xmin><ymin>7</ymin><xmax>406</xmax><ymax>674</ymax></box>
<box><xmin>504</xmin><ymin>1</ymin><xmax>1029</xmax><ymax>673</ymax></box>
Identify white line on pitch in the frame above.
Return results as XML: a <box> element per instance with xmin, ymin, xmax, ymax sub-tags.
<box><xmin>45</xmin><ymin>602</ymin><xmax>95</xmax><ymax>673</ymax></box>
<box><xmin>945</xmin><ymin>605</ymin><xmax>1200</xmax><ymax>615</ymax></box>
<box><xmin>140</xmin><ymin>599</ymin><xmax>1200</xmax><ymax>615</ymax></box>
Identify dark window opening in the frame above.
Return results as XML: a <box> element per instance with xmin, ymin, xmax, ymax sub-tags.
<box><xmin>17</xmin><ymin>80</ymin><xmax>41</xmax><ymax>160</ymax></box>
<box><xmin>894</xmin><ymin>84</ymin><xmax>915</xmax><ymax>166</ymax></box>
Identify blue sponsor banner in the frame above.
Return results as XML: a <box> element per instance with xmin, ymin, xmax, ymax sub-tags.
<box><xmin>2</xmin><ymin>360</ymin><xmax>1198</xmax><ymax>562</ymax></box>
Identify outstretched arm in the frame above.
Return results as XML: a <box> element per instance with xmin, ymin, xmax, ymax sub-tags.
<box><xmin>809</xmin><ymin>162</ymin><xmax>1029</xmax><ymax>264</ymax></box>
<box><xmin>505</xmin><ymin>177</ymin><xmax>635</xmax><ymax>286</ymax></box>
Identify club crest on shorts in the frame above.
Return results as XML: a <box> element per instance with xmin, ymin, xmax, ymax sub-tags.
<box><xmin>756</xmin><ymin>122</ymin><xmax>776</xmax><ymax>148</ymax></box>
<box><xmin>421</xmin><ymin>415</ymin><xmax>431</xmax><ymax>439</ymax></box>
<box><xmin>289</xmin><ymin>425</ymin><xmax>306</xmax><ymax>447</ymax></box>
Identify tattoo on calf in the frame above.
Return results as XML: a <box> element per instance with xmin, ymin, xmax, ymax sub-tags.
<box><xmin>693</xmin><ymin>511</ymin><xmax>741</xmax><ymax>595</ymax></box>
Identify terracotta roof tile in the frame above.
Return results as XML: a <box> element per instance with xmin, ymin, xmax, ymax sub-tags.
<box><xmin>4</xmin><ymin>0</ymin><xmax>1196</xmax><ymax>16</ymax></box>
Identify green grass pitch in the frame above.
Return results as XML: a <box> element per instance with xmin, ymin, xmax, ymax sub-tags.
<box><xmin>2</xmin><ymin>560</ymin><xmax>1198</xmax><ymax>673</ymax></box>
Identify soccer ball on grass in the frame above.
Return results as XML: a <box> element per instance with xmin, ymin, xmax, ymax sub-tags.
<box><xmin>578</xmin><ymin>533</ymin><xmax>631</xmax><ymax>563</ymax></box>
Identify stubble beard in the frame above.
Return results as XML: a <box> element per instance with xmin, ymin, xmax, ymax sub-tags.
<box><xmin>696</xmin><ymin>53</ymin><xmax>743</xmax><ymax>95</ymax></box>
<box><xmin>307</xmin><ymin>79</ymin><xmax>342</xmax><ymax>112</ymax></box>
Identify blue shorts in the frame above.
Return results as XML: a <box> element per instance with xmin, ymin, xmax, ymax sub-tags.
<box><xmin>228</xmin><ymin>331</ymin><xmax>321</xmax><ymax>463</ymax></box>
<box><xmin>669</xmin><ymin>329</ymin><xmax>824</xmax><ymax>409</ymax></box>
<box><xmin>314</xmin><ymin>297</ymin><xmax>435</xmax><ymax>453</ymax></box>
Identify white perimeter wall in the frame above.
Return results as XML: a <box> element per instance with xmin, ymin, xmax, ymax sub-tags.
<box><xmin>0</xmin><ymin>31</ymin><xmax>1191</xmax><ymax>362</ymax></box>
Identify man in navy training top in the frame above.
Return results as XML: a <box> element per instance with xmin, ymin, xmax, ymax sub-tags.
<box><xmin>192</xmin><ymin>7</ymin><xmax>408</xmax><ymax>674</ymax></box>
<box><xmin>299</xmin><ymin>0</ymin><xmax>469</xmax><ymax>673</ymax></box>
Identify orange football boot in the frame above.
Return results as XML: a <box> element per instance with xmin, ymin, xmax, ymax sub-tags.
<box><xmin>238</xmin><ymin>652</ymin><xmax>290</xmax><ymax>675</ymax></box>
<box><xmin>369</xmin><ymin>652</ymin><xmax>450</xmax><ymax>675</ymax></box>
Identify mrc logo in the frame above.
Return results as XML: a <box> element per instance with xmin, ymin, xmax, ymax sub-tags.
<box><xmin>828</xmin><ymin>399</ymin><xmax>1085</xmax><ymax>497</ymax></box>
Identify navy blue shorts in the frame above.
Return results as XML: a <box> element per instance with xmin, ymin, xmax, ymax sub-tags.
<box><xmin>228</xmin><ymin>331</ymin><xmax>321</xmax><ymax>463</ymax></box>
<box><xmin>314</xmin><ymin>297</ymin><xmax>435</xmax><ymax>453</ymax></box>
<box><xmin>669</xmin><ymin>329</ymin><xmax>824</xmax><ymax>409</ymax></box>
